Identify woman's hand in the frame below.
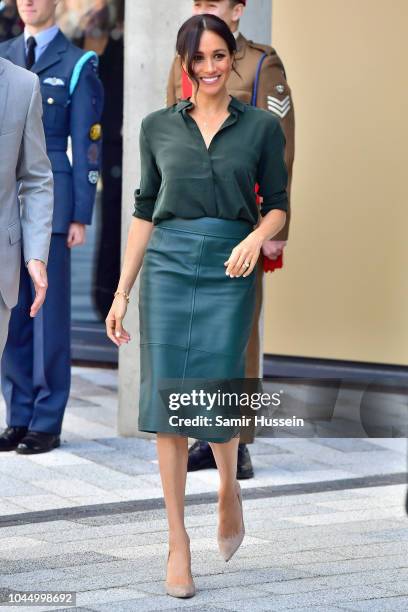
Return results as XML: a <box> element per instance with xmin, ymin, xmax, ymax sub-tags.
<box><xmin>224</xmin><ymin>231</ymin><xmax>264</xmax><ymax>278</ymax></box>
<box><xmin>105</xmin><ymin>296</ymin><xmax>131</xmax><ymax>347</ymax></box>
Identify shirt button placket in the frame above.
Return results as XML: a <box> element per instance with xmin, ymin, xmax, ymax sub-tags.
<box><xmin>207</xmin><ymin>144</ymin><xmax>218</xmax><ymax>217</ymax></box>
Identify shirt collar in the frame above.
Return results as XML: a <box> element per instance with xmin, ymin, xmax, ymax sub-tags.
<box><xmin>175</xmin><ymin>96</ymin><xmax>246</xmax><ymax>114</ymax></box>
<box><xmin>24</xmin><ymin>24</ymin><xmax>59</xmax><ymax>51</ymax></box>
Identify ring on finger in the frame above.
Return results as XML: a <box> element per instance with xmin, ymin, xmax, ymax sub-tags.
<box><xmin>242</xmin><ymin>261</ymin><xmax>250</xmax><ymax>268</ymax></box>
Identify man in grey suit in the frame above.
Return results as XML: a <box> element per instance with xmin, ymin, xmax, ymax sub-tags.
<box><xmin>0</xmin><ymin>56</ymin><xmax>53</xmax><ymax>419</ymax></box>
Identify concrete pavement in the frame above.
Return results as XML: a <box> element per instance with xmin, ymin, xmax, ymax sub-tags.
<box><xmin>0</xmin><ymin>367</ymin><xmax>407</xmax><ymax>611</ymax></box>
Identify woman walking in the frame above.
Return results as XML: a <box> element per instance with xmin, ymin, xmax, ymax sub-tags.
<box><xmin>106</xmin><ymin>14</ymin><xmax>288</xmax><ymax>599</ymax></box>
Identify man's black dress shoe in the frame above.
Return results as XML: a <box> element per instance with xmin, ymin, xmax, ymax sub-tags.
<box><xmin>187</xmin><ymin>441</ymin><xmax>254</xmax><ymax>479</ymax></box>
<box><xmin>16</xmin><ymin>431</ymin><xmax>60</xmax><ymax>455</ymax></box>
<box><xmin>0</xmin><ymin>426</ymin><xmax>28</xmax><ymax>452</ymax></box>
<box><xmin>187</xmin><ymin>440</ymin><xmax>217</xmax><ymax>471</ymax></box>
<box><xmin>237</xmin><ymin>444</ymin><xmax>254</xmax><ymax>480</ymax></box>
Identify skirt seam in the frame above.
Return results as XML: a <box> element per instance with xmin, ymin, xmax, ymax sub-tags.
<box><xmin>140</xmin><ymin>341</ymin><xmax>236</xmax><ymax>358</ymax></box>
<box><xmin>182</xmin><ymin>236</ymin><xmax>205</xmax><ymax>381</ymax></box>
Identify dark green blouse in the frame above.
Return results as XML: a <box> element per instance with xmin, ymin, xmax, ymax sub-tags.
<box><xmin>133</xmin><ymin>96</ymin><xmax>288</xmax><ymax>226</ymax></box>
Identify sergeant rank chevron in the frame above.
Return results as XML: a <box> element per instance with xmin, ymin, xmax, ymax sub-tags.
<box><xmin>267</xmin><ymin>95</ymin><xmax>291</xmax><ymax>119</ymax></box>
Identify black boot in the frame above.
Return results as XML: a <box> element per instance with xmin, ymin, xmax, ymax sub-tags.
<box><xmin>187</xmin><ymin>440</ymin><xmax>217</xmax><ymax>471</ymax></box>
<box><xmin>0</xmin><ymin>426</ymin><xmax>29</xmax><ymax>452</ymax></box>
<box><xmin>237</xmin><ymin>444</ymin><xmax>254</xmax><ymax>479</ymax></box>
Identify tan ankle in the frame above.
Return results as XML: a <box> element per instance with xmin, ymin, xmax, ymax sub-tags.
<box><xmin>168</xmin><ymin>531</ymin><xmax>190</xmax><ymax>552</ymax></box>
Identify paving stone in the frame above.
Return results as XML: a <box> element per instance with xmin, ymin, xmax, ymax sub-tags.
<box><xmin>67</xmin><ymin>397</ymin><xmax>104</xmax><ymax>409</ymax></box>
<box><xmin>53</xmin><ymin>608</ymin><xmax>97</xmax><ymax>612</ymax></box>
<box><xmin>0</xmin><ymin>518</ymin><xmax>88</xmax><ymax>535</ymax></box>
<box><xmin>230</xmin><ymin>531</ymin><xmax>369</xmax><ymax>555</ymax></box>
<box><xmin>23</xmin><ymin>522</ymin><xmax>167</xmax><ymax>545</ymax></box>
<box><xmin>75</xmin><ymin>587</ymin><xmax>149</xmax><ymax>606</ymax></box>
<box><xmin>284</xmin><ymin>505</ymin><xmax>406</xmax><ymax>526</ymax></box>
<box><xmin>251</xmin><ymin>453</ymin><xmax>335</xmax><ymax>471</ymax></box>
<box><xmin>141</xmin><ymin>568</ymin><xmax>313</xmax><ymax>595</ymax></box>
<box><xmin>245</xmin><ymin>441</ymin><xmax>291</xmax><ymax>456</ymax></box>
<box><xmin>112</xmin><ymin>487</ymin><xmax>164</xmax><ymax>500</ymax></box>
<box><xmin>88</xmin><ymin>590</ymin><xmax>263</xmax><ymax>611</ymax></box>
<box><xmin>338</xmin><ymin>595</ymin><xmax>408</xmax><ymax>611</ymax></box>
<box><xmin>261</xmin><ymin>568</ymin><xmax>408</xmax><ymax>594</ymax></box>
<box><xmin>62</xmin><ymin>415</ymin><xmax>114</xmax><ymax>439</ymax></box>
<box><xmin>26</xmin><ymin>452</ymin><xmax>91</xmax><ymax>468</ymax></box>
<box><xmin>289</xmin><ymin>552</ymin><xmax>408</xmax><ymax>577</ymax></box>
<box><xmin>0</xmin><ymin>500</ymin><xmax>28</xmax><ymax>516</ymax></box>
<box><xmin>0</xmin><ymin>552</ymin><xmax>120</xmax><ymax>576</ymax></box>
<box><xmin>4</xmin><ymin>495</ymin><xmax>82</xmax><ymax>513</ymax></box>
<box><xmin>0</xmin><ymin>457</ymin><xmax>77</xmax><ymax>483</ymax></box>
<box><xmin>61</xmin><ymin>454</ymin><xmax>152</xmax><ymax>480</ymax></box>
<box><xmin>0</xmin><ymin>474</ymin><xmax>53</xmax><ymax>498</ymax></box>
<box><xmin>314</xmin><ymin>496</ymin><xmax>405</xmax><ymax>511</ymax></box>
<box><xmin>88</xmin><ymin>598</ymin><xmax>189</xmax><ymax>612</ymax></box>
<box><xmin>289</xmin><ymin>607</ymin><xmax>359</xmax><ymax>612</ymax></box>
<box><xmin>74</xmin><ymin>453</ymin><xmax>159</xmax><ymax>476</ymax></box>
<box><xmin>29</xmin><ymin>479</ymin><xmax>113</xmax><ymax>498</ymax></box>
<box><xmin>211</xmin><ymin>597</ymin><xmax>343</xmax><ymax>611</ymax></box>
<box><xmin>315</xmin><ymin>438</ymin><xmax>390</xmax><ymax>452</ymax></box>
<box><xmin>0</xmin><ymin>537</ymin><xmax>46</xmax><ymax>552</ymax></box>
<box><xmin>93</xmin><ymin>437</ymin><xmax>157</xmax><ymax>457</ymax></box>
<box><xmin>143</xmin><ymin>607</ymin><xmax>231</xmax><ymax>612</ymax></box>
<box><xmin>365</xmin><ymin>527</ymin><xmax>408</xmax><ymax>541</ymax></box>
<box><xmin>334</xmin><ymin>541</ymin><xmax>408</xmax><ymax>559</ymax></box>
<box><xmin>219</xmin><ymin>585</ymin><xmax>395</xmax><ymax>610</ymax></box>
<box><xmin>381</xmin><ymin>580</ymin><xmax>408</xmax><ymax>596</ymax></box>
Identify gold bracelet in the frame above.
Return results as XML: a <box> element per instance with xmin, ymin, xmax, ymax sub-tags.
<box><xmin>114</xmin><ymin>290</ymin><xmax>130</xmax><ymax>303</ymax></box>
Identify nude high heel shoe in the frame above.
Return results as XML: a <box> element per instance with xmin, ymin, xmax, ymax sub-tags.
<box><xmin>217</xmin><ymin>480</ymin><xmax>245</xmax><ymax>562</ymax></box>
<box><xmin>165</xmin><ymin>551</ymin><xmax>196</xmax><ymax>598</ymax></box>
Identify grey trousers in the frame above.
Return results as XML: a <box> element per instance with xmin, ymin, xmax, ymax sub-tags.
<box><xmin>0</xmin><ymin>293</ymin><xmax>11</xmax><ymax>360</ymax></box>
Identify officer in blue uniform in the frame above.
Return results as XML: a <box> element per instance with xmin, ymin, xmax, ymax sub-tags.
<box><xmin>0</xmin><ymin>0</ymin><xmax>103</xmax><ymax>454</ymax></box>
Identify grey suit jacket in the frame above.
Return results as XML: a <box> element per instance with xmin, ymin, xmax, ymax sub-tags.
<box><xmin>0</xmin><ymin>57</ymin><xmax>53</xmax><ymax>309</ymax></box>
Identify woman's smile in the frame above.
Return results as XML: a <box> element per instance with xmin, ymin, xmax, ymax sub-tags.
<box><xmin>201</xmin><ymin>75</ymin><xmax>221</xmax><ymax>84</ymax></box>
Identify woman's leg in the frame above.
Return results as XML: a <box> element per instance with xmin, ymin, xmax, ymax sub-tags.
<box><xmin>209</xmin><ymin>437</ymin><xmax>242</xmax><ymax>538</ymax></box>
<box><xmin>156</xmin><ymin>433</ymin><xmax>193</xmax><ymax>586</ymax></box>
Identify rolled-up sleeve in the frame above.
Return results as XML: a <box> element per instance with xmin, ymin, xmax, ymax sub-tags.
<box><xmin>133</xmin><ymin>122</ymin><xmax>161</xmax><ymax>221</ymax></box>
<box><xmin>257</xmin><ymin>118</ymin><xmax>288</xmax><ymax>216</ymax></box>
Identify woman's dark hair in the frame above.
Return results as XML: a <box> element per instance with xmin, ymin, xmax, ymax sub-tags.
<box><xmin>176</xmin><ymin>14</ymin><xmax>237</xmax><ymax>89</ymax></box>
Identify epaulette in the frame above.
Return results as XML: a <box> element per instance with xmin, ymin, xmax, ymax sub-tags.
<box><xmin>246</xmin><ymin>40</ymin><xmax>286</xmax><ymax>78</ymax></box>
<box><xmin>247</xmin><ymin>40</ymin><xmax>276</xmax><ymax>56</ymax></box>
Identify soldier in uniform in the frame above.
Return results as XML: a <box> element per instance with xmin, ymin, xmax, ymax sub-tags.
<box><xmin>0</xmin><ymin>0</ymin><xmax>103</xmax><ymax>454</ymax></box>
<box><xmin>167</xmin><ymin>0</ymin><xmax>295</xmax><ymax>479</ymax></box>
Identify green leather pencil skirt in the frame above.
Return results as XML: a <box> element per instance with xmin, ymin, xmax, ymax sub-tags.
<box><xmin>138</xmin><ymin>217</ymin><xmax>256</xmax><ymax>442</ymax></box>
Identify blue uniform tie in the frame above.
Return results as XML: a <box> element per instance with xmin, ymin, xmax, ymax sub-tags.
<box><xmin>26</xmin><ymin>36</ymin><xmax>37</xmax><ymax>70</ymax></box>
